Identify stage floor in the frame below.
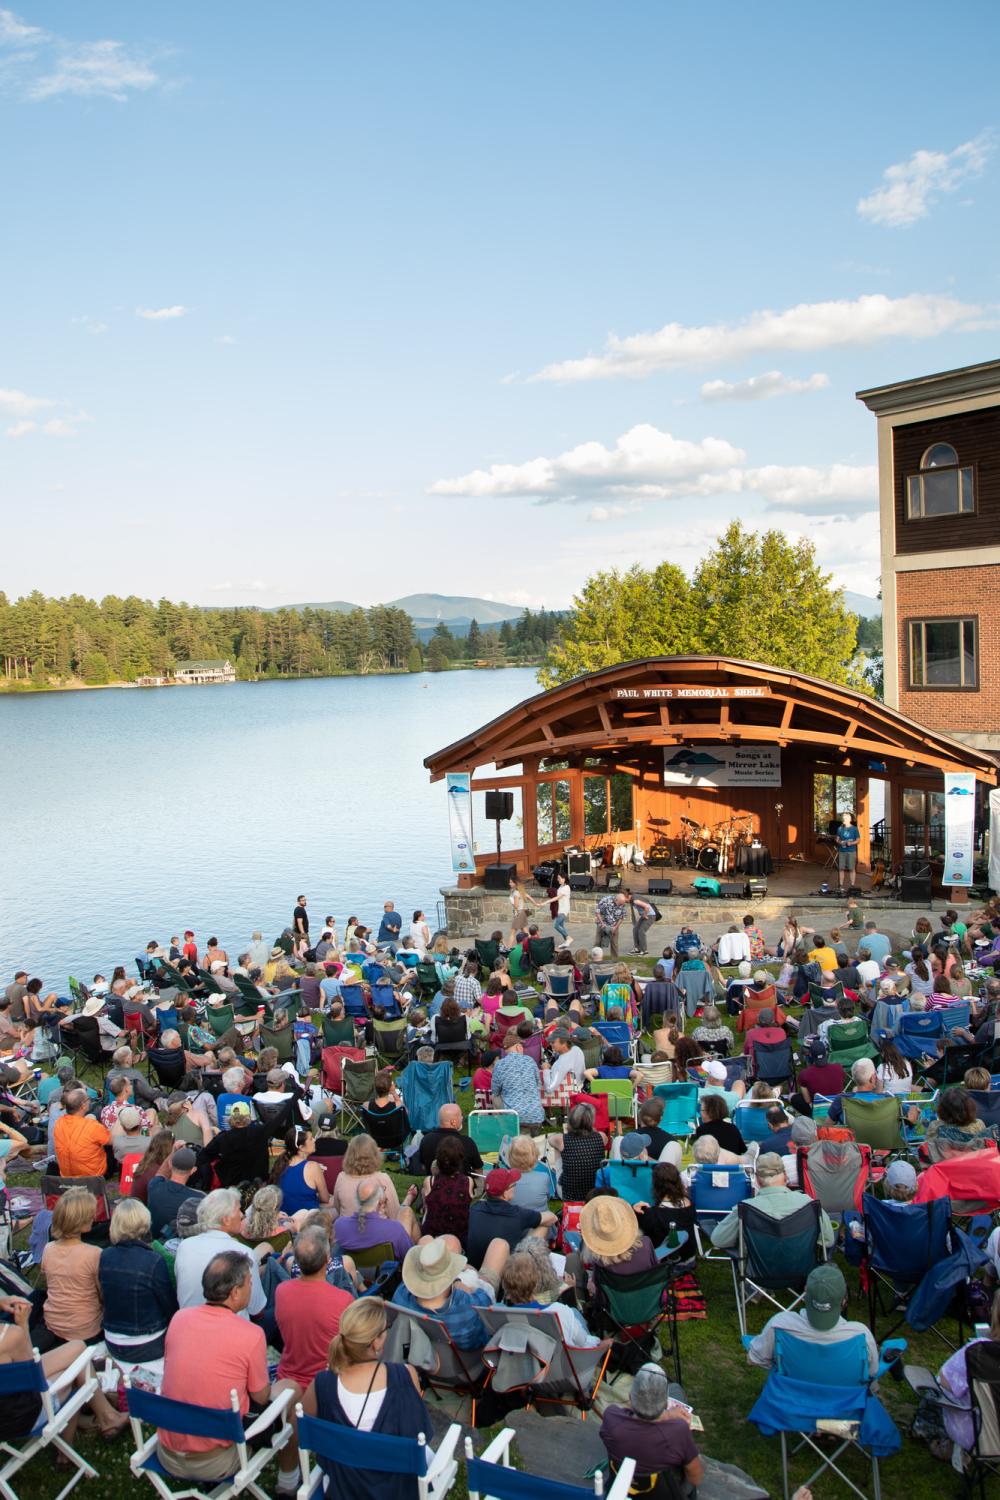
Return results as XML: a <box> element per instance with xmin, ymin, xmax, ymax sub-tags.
<box><xmin>567</xmin><ymin>854</ymin><xmax>862</xmax><ymax>901</ymax></box>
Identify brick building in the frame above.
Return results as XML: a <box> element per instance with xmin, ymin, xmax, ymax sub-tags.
<box><xmin>857</xmin><ymin>358</ymin><xmax>1000</xmax><ymax>753</ymax></box>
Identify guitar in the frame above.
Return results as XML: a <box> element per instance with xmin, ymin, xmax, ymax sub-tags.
<box><xmin>870</xmin><ymin>861</ymin><xmax>886</xmax><ymax>892</ymax></box>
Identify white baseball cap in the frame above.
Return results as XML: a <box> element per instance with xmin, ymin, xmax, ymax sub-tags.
<box><xmin>704</xmin><ymin>1059</ymin><xmax>728</xmax><ymax>1082</ymax></box>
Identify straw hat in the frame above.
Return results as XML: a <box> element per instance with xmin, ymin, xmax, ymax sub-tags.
<box><xmin>81</xmin><ymin>996</ymin><xmax>105</xmax><ymax>1018</ymax></box>
<box><xmin>402</xmin><ymin>1236</ymin><xmax>467</xmax><ymax>1298</ymax></box>
<box><xmin>579</xmin><ymin>1196</ymin><xmax>639</xmax><ymax>1260</ymax></box>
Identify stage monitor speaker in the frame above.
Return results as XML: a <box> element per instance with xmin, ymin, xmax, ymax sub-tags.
<box><xmin>720</xmin><ymin>882</ymin><xmax>744</xmax><ymax>897</ymax></box>
<box><xmin>483</xmin><ymin>862</ymin><xmax>516</xmax><ymax>891</ymax></box>
<box><xmin>566</xmin><ymin>852</ymin><xmax>592</xmax><ymax>878</ymax></box>
<box><xmin>902</xmin><ymin>858</ymin><xmax>931</xmax><ymax>879</ymax></box>
<box><xmin>485</xmin><ymin>791</ymin><xmax>514</xmax><ymax>821</ymax></box>
<box><xmin>532</xmin><ymin>861</ymin><xmax>559</xmax><ymax>887</ymax></box>
<box><xmin>648</xmin><ymin>878</ymin><xmax>673</xmax><ymax>896</ymax></box>
<box><xmin>745</xmin><ymin>879</ymin><xmax>768</xmax><ymax>898</ymax></box>
<box><xmin>569</xmin><ymin>874</ymin><xmax>595</xmax><ymax>893</ymax></box>
<box><xmin>900</xmin><ymin>874</ymin><xmax>932</xmax><ymax>904</ymax></box>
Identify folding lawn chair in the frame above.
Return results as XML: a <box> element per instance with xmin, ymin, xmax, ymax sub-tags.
<box><xmin>593</xmin><ymin>1021</ymin><xmax>638</xmax><ymax>1063</ymax></box>
<box><xmin>826</xmin><ymin>1018</ymin><xmax>877</xmax><ymax>1069</ymax></box>
<box><xmin>467</xmin><ymin>1109</ymin><xmax>519</xmax><ymax>1165</ymax></box>
<box><xmin>840</xmin><ymin>1094</ymin><xmax>907</xmax><ymax>1152</ymax></box>
<box><xmin>969</xmin><ymin>1090</ymin><xmax>1000</xmax><ymax>1131</ymax></box>
<box><xmin>863</xmin><ymin>1194</ymin><xmax>959</xmax><ymax>1346</ymax></box>
<box><xmin>321</xmin><ymin>1014</ymin><xmax>357</xmax><ymax>1048</ymax></box>
<box><xmin>60</xmin><ymin>1015</ymin><xmax>105</xmax><ymax>1071</ymax></box>
<box><xmin>479</xmin><ymin>1305</ymin><xmax>613</xmax><ymax>1417</ymax></box>
<box><xmin>204</xmin><ymin>1003</ymin><xmax>235</xmax><ymax>1039</ymax></box>
<box><xmin>383</xmin><ymin>1303</ymin><xmax>489</xmax><ymax>1423</ymax></box>
<box><xmin>688</xmin><ymin>1163</ymin><xmax>752</xmax><ymax>1256</ymax></box>
<box><xmin>542</xmin><ymin>968</ymin><xmax>575</xmax><ymax>1004</ymax></box>
<box><xmin>361</xmin><ymin>1101</ymin><xmax>409</xmax><ymax>1161</ymax></box>
<box><xmin>372</xmin><ymin>1016</ymin><xmax>408</xmax><ymax>1065</ymax></box>
<box><xmin>574</xmin><ymin>1032</ymin><xmax>603</xmax><ymax>1071</ymax></box>
<box><xmin>41</xmin><ymin>1173</ymin><xmax>113</xmax><ymax>1226</ymax></box>
<box><xmin>905</xmin><ymin>1340</ymin><xmax>1000</xmax><ymax>1499</ymax></box>
<box><xmin>258</xmin><ymin>1022</ymin><xmax>294</xmax><ymax>1065</ymax></box>
<box><xmin>340</xmin><ymin>1055</ymin><xmax>378</xmax><ymax>1133</ymax></box>
<box><xmin>124</xmin><ymin>1378</ymin><xmax>293</xmax><ymax>1500</ymax></box>
<box><xmin>474</xmin><ymin>939</ymin><xmax>500</xmax><ymax>976</ymax></box>
<box><xmin>597</xmin><ymin>1158</ymin><xmax>655</xmax><ymax>1206</ymax></box>
<box><xmin>0</xmin><ymin>1342</ymin><xmax>107</xmax><ymax>1500</ymax></box>
<box><xmin>465</xmin><ymin>1429</ymin><xmax>635</xmax><ymax>1500</ymax></box>
<box><xmin>733</xmin><ymin>1100</ymin><xmax>777</xmax><ymax>1144</ymax></box>
<box><xmin>651</xmin><ymin>1081</ymin><xmax>699</xmax><ymax>1137</ymax></box>
<box><xmin>296</xmin><ymin>1407</ymin><xmax>461</xmax><ymax>1500</ymax></box>
<box><xmin>894</xmin><ymin>1011</ymin><xmax>944</xmax><ymax>1060</ymax></box>
<box><xmin>253</xmin><ymin>1095</ymin><xmax>295</xmax><ymax>1139</ymax></box>
<box><xmin>595</xmin><ymin>1241</ymin><xmax>691</xmax><ymax>1383</ymax></box>
<box><xmin>528</xmin><ymin>937</ymin><xmax>556</xmax><ymax>970</ymax></box>
<box><xmin>796</xmin><ymin>1138</ymin><xmax>872</xmax><ymax>1217</ymax></box>
<box><xmin>589</xmin><ymin>1078</ymin><xmax>635</xmax><ymax>1128</ymax></box>
<box><xmin>808</xmin><ymin>981</ymin><xmax>845</xmax><ymax>1007</ymax></box>
<box><xmin>749</xmin><ymin>1328</ymin><xmax>906</xmax><ymax>1500</ymax></box>
<box><xmin>398</xmin><ymin>1059</ymin><xmax>454</xmax><ymax>1133</ymax></box>
<box><xmin>752</xmin><ymin>1037</ymin><xmax>795</xmax><ymax>1089</ymax></box>
<box><xmin>731</xmin><ymin>1198</ymin><xmax>826</xmax><ymax>1337</ymax></box>
<box><xmin>416</xmin><ymin>962</ymin><xmax>441</xmax><ymax>998</ymax></box>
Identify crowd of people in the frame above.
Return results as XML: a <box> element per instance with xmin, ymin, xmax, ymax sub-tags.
<box><xmin>3</xmin><ymin>884</ymin><xmax>1000</xmax><ymax>1496</ymax></box>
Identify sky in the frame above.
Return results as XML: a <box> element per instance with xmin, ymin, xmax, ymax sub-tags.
<box><xmin>2</xmin><ymin>0</ymin><xmax>999</xmax><ymax>611</ymax></box>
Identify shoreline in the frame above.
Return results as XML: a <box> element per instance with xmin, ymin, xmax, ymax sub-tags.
<box><xmin>0</xmin><ymin>662</ymin><xmax>540</xmax><ymax>697</ymax></box>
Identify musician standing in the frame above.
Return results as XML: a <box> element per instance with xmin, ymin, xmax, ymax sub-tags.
<box><xmin>835</xmin><ymin>811</ymin><xmax>860</xmax><ymax>892</ymax></box>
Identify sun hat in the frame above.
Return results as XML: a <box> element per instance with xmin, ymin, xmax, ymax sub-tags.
<box><xmin>81</xmin><ymin>996</ymin><xmax>105</xmax><ymax>1018</ymax></box>
<box><xmin>228</xmin><ymin>1101</ymin><xmax>252</xmax><ymax>1120</ymax></box>
<box><xmin>737</xmin><ymin>960</ymin><xmax>752</xmax><ymax>978</ymax></box>
<box><xmin>270</xmin><ymin>946</ymin><xmax>285</xmax><ymax>959</ymax></box>
<box><xmin>117</xmin><ymin>1105</ymin><xmax>142</xmax><ymax>1130</ymax></box>
<box><xmin>210</xmin><ymin>960</ymin><xmax>226</xmax><ymax>973</ymax></box>
<box><xmin>402</xmin><ymin>1237</ymin><xmax>467</xmax><ymax>1298</ymax></box>
<box><xmin>704</xmin><ymin>1059</ymin><xmax>728</xmax><ymax>1083</ymax></box>
<box><xmin>630</xmin><ymin>1361</ymin><xmax>671</xmax><ymax>1419</ymax></box>
<box><xmin>485</xmin><ymin>1167</ymin><xmax>521</xmax><ymax>1197</ymax></box>
<box><xmin>885</xmin><ymin>1160</ymin><xmax>917</xmax><ymax>1192</ymax></box>
<box><xmin>579</xmin><ymin>1196</ymin><xmax>639</xmax><ymax>1260</ymax></box>
<box><xmin>804</xmin><ymin>1264</ymin><xmax>846</xmax><ymax>1331</ymax></box>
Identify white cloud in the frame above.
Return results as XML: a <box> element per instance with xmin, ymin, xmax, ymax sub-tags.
<box><xmin>587</xmin><ymin>501</ymin><xmax>643</xmax><ymax>523</ymax></box>
<box><xmin>214</xmin><ymin>333</ymin><xmax>237</xmax><ymax>345</ymax></box>
<box><xmin>72</xmin><ymin>314</ymin><xmax>108</xmax><ymax>335</ymax></box>
<box><xmin>744</xmin><ymin>463</ymin><xmax>877</xmax><ymax>508</ymax></box>
<box><xmin>858</xmin><ymin>132</ymin><xmax>995</xmax><ymax>227</ymax></box>
<box><xmin>429</xmin><ymin>424</ymin><xmax>746</xmax><ymax>501</ymax></box>
<box><xmin>0</xmin><ymin>386</ymin><xmax>56</xmax><ymax>417</ymax></box>
<box><xmin>700</xmin><ymin>370</ymin><xmax>829</xmax><ymax>403</ymax></box>
<box><xmin>136</xmin><ymin>304</ymin><xmax>188</xmax><ymax>321</ymax></box>
<box><xmin>1</xmin><ymin>10</ymin><xmax>165</xmax><ymax>101</ymax></box>
<box><xmin>530</xmin><ymin>292</ymin><xmax>985</xmax><ymax>382</ymax></box>
<box><xmin>1</xmin><ymin>390</ymin><xmax>90</xmax><ymax>438</ymax></box>
<box><xmin>41</xmin><ymin>412</ymin><xmax>90</xmax><ymax>437</ymax></box>
<box><xmin>6</xmin><ymin>420</ymin><xmax>35</xmax><ymax>438</ymax></box>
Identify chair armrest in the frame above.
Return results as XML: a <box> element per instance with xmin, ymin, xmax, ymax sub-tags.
<box><xmin>46</xmin><ymin>1342</ymin><xmax>103</xmax><ymax>1395</ymax></box>
<box><xmin>243</xmin><ymin>1384</ymin><xmax>295</xmax><ymax>1441</ymax></box>
<box><xmin>426</xmin><ymin>1422</ymin><xmax>463</xmax><ymax>1477</ymax></box>
<box><xmin>477</xmin><ymin>1427</ymin><xmax>517</xmax><ymax>1466</ymax></box>
<box><xmin>875</xmin><ymin>1336</ymin><xmax>907</xmax><ymax>1378</ymax></box>
<box><xmin>741</xmin><ymin>1334</ymin><xmax>755</xmax><ymax>1351</ymax></box>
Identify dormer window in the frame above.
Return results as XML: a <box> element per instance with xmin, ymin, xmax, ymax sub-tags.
<box><xmin>906</xmin><ymin>442</ymin><xmax>974</xmax><ymax>519</ymax></box>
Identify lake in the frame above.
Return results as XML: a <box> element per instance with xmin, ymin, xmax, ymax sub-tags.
<box><xmin>0</xmin><ymin>669</ymin><xmax>538</xmax><ymax>987</ymax></box>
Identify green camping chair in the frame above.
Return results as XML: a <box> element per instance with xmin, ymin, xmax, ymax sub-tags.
<box><xmin>196</xmin><ymin>967</ymin><xmax>225</xmax><ymax>996</ymax></box>
<box><xmin>841</xmin><ymin>1094</ymin><xmax>908</xmax><ymax>1153</ymax></box>
<box><xmin>475</xmin><ymin>939</ymin><xmax>500</xmax><ymax>978</ymax></box>
<box><xmin>205</xmin><ymin>1004</ymin><xmax>235</xmax><ymax>1039</ymax></box>
<box><xmin>808</xmin><ymin>981</ymin><xmax>845</xmax><ymax>1007</ymax></box>
<box><xmin>528</xmin><ymin>937</ymin><xmax>556</xmax><ymax>971</ymax></box>
<box><xmin>322</xmin><ymin>1014</ymin><xmax>357</xmax><ymax>1047</ymax></box>
<box><xmin>340</xmin><ymin>1056</ymin><xmax>379</xmax><ymax>1134</ymax></box>
<box><xmin>416</xmin><ymin>963</ymin><xmax>440</xmax><ymax>999</ymax></box>
<box><xmin>259</xmin><ymin>1021</ymin><xmax>294</xmax><ymax>1065</ymax></box>
<box><xmin>372</xmin><ymin>1018</ymin><xmax>408</xmax><ymax>1066</ymax></box>
<box><xmin>590</xmin><ymin>1079</ymin><xmax>636</xmax><ymax>1126</ymax></box>
<box><xmin>468</xmin><ymin>1109</ymin><xmax>519</xmax><ymax>1164</ymax></box>
<box><xmin>233</xmin><ymin>974</ymin><xmax>264</xmax><ymax>1015</ymax></box>
<box><xmin>595</xmin><ymin>1249</ymin><xmax>685</xmax><ymax>1384</ymax></box>
<box><xmin>826</xmin><ymin>1017</ymin><xmax>878</xmax><ymax>1070</ymax></box>
<box><xmin>575</xmin><ymin>1032</ymin><xmax>602</xmax><ymax>1071</ymax></box>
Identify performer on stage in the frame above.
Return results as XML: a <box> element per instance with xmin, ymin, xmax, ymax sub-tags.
<box><xmin>835</xmin><ymin>810</ymin><xmax>860</xmax><ymax>892</ymax></box>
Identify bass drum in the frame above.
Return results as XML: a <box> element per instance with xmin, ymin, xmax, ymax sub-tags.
<box><xmin>697</xmin><ymin>844</ymin><xmax>719</xmax><ymax>871</ymax></box>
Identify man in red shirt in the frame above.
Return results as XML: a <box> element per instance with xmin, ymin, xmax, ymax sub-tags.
<box><xmin>182</xmin><ymin>931</ymin><xmax>198</xmax><ymax>965</ymax></box>
<box><xmin>275</xmin><ymin>1225</ymin><xmax>353</xmax><ymax>1391</ymax></box>
<box><xmin>158</xmin><ymin>1251</ymin><xmax>297</xmax><ymax>1490</ymax></box>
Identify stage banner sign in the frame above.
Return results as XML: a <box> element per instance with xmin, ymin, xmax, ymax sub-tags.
<box><xmin>446</xmin><ymin>772</ymin><xmax>475</xmax><ymax>874</ymax></box>
<box><xmin>944</xmin><ymin>772</ymin><xmax>976</xmax><ymax>886</ymax></box>
<box><xmin>663</xmin><ymin>743</ymin><xmax>781</xmax><ymax>787</ymax></box>
<box><xmin>988</xmin><ymin>788</ymin><xmax>1000</xmax><ymax>893</ymax></box>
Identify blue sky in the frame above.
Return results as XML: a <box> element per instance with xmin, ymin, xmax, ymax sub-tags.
<box><xmin>2</xmin><ymin>0</ymin><xmax>998</xmax><ymax>609</ymax></box>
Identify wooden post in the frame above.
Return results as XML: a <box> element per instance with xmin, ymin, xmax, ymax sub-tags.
<box><xmin>522</xmin><ymin>759</ymin><xmax>540</xmax><ymax>875</ymax></box>
<box><xmin>569</xmin><ymin>767</ymin><xmax>585</xmax><ymax>845</ymax></box>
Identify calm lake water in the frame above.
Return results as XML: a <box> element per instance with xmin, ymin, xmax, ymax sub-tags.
<box><xmin>0</xmin><ymin>669</ymin><xmax>538</xmax><ymax>987</ymax></box>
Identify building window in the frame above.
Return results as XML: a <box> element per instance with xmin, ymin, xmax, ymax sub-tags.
<box><xmin>908</xmin><ymin>617</ymin><xmax>978</xmax><ymax>689</ymax></box>
<box><xmin>583</xmin><ymin>773</ymin><xmax>634</xmax><ymax>837</ymax></box>
<box><xmin>536</xmin><ymin>779</ymin><xmax>571</xmax><ymax>844</ymax></box>
<box><xmin>906</xmin><ymin>442</ymin><xmax>974</xmax><ymax>519</ymax></box>
<box><xmin>812</xmin><ymin>773</ymin><xmax>856</xmax><ymax>836</ymax></box>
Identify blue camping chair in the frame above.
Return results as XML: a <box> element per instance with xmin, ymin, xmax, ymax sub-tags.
<box><xmin>296</xmin><ymin>1408</ymin><xmax>461</xmax><ymax>1500</ymax></box>
<box><xmin>340</xmin><ymin>984</ymin><xmax>370</xmax><ymax>1020</ymax></box>
<box><xmin>398</xmin><ymin>1059</ymin><xmax>454</xmax><ymax>1133</ymax></box>
<box><xmin>869</xmin><ymin>997</ymin><xmax>909</xmax><ymax>1041</ymax></box>
<box><xmin>939</xmin><ymin>1000</ymin><xmax>972</xmax><ymax>1035</ymax></box>
<box><xmin>749</xmin><ymin>1329</ymin><xmax>905</xmax><ymax>1500</ymax></box>
<box><xmin>689</xmin><ymin>1163</ymin><xmax>752</xmax><ymax>1256</ymax></box>
<box><xmin>594</xmin><ymin>1020</ymin><xmax>637</xmax><ymax>1061</ymax></box>
<box><xmin>134</xmin><ymin>954</ymin><xmax>152</xmax><ymax>981</ymax></box>
<box><xmin>0</xmin><ymin>1344</ymin><xmax>105</xmax><ymax>1499</ymax></box>
<box><xmin>466</xmin><ymin>1429</ymin><xmax>636</xmax><ymax>1500</ymax></box>
<box><xmin>863</xmin><ymin>1194</ymin><xmax>957</xmax><ymax>1346</ymax></box>
<box><xmin>125</xmin><ymin>1378</ymin><xmax>294</xmax><ymax>1500</ymax></box>
<box><xmin>679</xmin><ymin>967</ymin><xmax>714</xmax><ymax>1019</ymax></box>
<box><xmin>652</xmin><ymin>1081</ymin><xmax>699</xmax><ymax>1136</ymax></box>
<box><xmin>894</xmin><ymin>1010</ymin><xmax>944</xmax><ymax>1059</ymax></box>
<box><xmin>732</xmin><ymin>1198</ymin><xmax>826</xmax><ymax>1337</ymax></box>
<box><xmin>751</xmin><ymin>1037</ymin><xmax>794</xmax><ymax>1087</ymax></box>
<box><xmin>595</xmin><ymin>1159</ymin><xmax>656</xmax><ymax>1206</ymax></box>
<box><xmin>969</xmin><ymin>1090</ymin><xmax>1000</xmax><ymax>1131</ymax></box>
<box><xmin>734</xmin><ymin>1101</ymin><xmax>777</xmax><ymax>1143</ymax></box>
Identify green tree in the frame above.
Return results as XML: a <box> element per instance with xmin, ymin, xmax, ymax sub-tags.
<box><xmin>466</xmin><ymin>618</ymin><xmax>482</xmax><ymax>656</ymax></box>
<box><xmin>539</xmin><ymin>562</ymin><xmax>698</xmax><ymax>687</ymax></box>
<box><xmin>693</xmin><ymin>521</ymin><xmax>860</xmax><ymax>685</ymax></box>
<box><xmin>30</xmin><ymin>657</ymin><xmax>47</xmax><ymax>687</ymax></box>
<box><xmin>426</xmin><ymin>636</ymin><xmax>450</xmax><ymax>672</ymax></box>
<box><xmin>82</xmin><ymin>650</ymin><xmax>111</xmax><ymax>685</ymax></box>
<box><xmin>407</xmin><ymin>644</ymin><xmax>423</xmax><ymax>672</ymax></box>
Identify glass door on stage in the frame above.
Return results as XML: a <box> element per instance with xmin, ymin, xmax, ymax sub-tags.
<box><xmin>813</xmin><ymin>773</ymin><xmax>856</xmax><ymax>837</ymax></box>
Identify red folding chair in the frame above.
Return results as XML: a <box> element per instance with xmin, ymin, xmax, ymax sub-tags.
<box><xmin>321</xmin><ymin>1044</ymin><xmax>366</xmax><ymax>1093</ymax></box>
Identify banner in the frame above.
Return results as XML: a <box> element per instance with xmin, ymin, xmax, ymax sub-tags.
<box><xmin>989</xmin><ymin>788</ymin><xmax>1000</xmax><ymax>893</ymax></box>
<box><xmin>446</xmin><ymin>772</ymin><xmax>475</xmax><ymax>874</ymax></box>
<box><xmin>943</xmin><ymin>772</ymin><xmax>976</xmax><ymax>887</ymax></box>
<box><xmin>663</xmin><ymin>743</ymin><xmax>781</xmax><ymax>787</ymax></box>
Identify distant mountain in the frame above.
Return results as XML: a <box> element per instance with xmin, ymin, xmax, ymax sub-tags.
<box><xmin>268</xmin><ymin>592</ymin><xmax>529</xmax><ymax>632</ymax></box>
<box><xmin>843</xmin><ymin>591</ymin><xmax>880</xmax><ymax>619</ymax></box>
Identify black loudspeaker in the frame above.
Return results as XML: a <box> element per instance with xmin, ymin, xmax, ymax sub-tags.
<box><xmin>901</xmin><ymin>875</ymin><xmax>933</xmax><ymax>903</ymax></box>
<box><xmin>485</xmin><ymin>791</ymin><xmax>514</xmax><ymax>821</ymax></box>
<box><xmin>648</xmin><ymin>879</ymin><xmax>674</xmax><ymax>895</ymax></box>
<box><xmin>483</xmin><ymin>862</ymin><xmax>516</xmax><ymax>891</ymax></box>
<box><xmin>532</xmin><ymin>861</ymin><xmax>559</xmax><ymax>887</ymax></box>
<box><xmin>903</xmin><ymin>858</ymin><xmax>931</xmax><ymax>879</ymax></box>
<box><xmin>569</xmin><ymin>874</ymin><xmax>595</xmax><ymax>892</ymax></box>
<box><xmin>720</xmin><ymin>882</ymin><xmax>744</xmax><ymax>897</ymax></box>
<box><xmin>566</xmin><ymin>851</ymin><xmax>592</xmax><ymax>877</ymax></box>
<box><xmin>745</xmin><ymin>879</ymin><xmax>768</xmax><ymax>898</ymax></box>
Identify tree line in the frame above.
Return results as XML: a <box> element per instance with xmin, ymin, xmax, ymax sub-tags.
<box><xmin>424</xmin><ymin>609</ymin><xmax>564</xmax><ymax>671</ymax></box>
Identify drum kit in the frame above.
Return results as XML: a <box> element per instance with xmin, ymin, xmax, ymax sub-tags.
<box><xmin>678</xmin><ymin>813</ymin><xmax>756</xmax><ymax>873</ymax></box>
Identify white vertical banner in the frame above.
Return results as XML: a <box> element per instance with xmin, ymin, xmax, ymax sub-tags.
<box><xmin>446</xmin><ymin>772</ymin><xmax>475</xmax><ymax>874</ymax></box>
<box><xmin>943</xmin><ymin>772</ymin><xmax>976</xmax><ymax>886</ymax></box>
<box><xmin>989</xmin><ymin>788</ymin><xmax>1000</xmax><ymax>893</ymax></box>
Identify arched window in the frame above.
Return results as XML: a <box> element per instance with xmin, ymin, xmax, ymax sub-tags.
<box><xmin>906</xmin><ymin>441</ymin><xmax>974</xmax><ymax>519</ymax></box>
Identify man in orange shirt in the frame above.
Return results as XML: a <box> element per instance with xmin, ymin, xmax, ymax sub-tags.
<box><xmin>53</xmin><ymin>1089</ymin><xmax>111</xmax><ymax>1177</ymax></box>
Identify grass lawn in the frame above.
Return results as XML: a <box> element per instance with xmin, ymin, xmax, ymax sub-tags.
<box><xmin>4</xmin><ymin>960</ymin><xmax>978</xmax><ymax>1498</ymax></box>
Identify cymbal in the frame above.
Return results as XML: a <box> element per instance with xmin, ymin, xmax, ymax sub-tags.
<box><xmin>680</xmin><ymin>816</ymin><xmax>698</xmax><ymax>828</ymax></box>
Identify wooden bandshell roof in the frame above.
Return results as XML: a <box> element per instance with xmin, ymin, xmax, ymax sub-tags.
<box><xmin>425</xmin><ymin>657</ymin><xmax>997</xmax><ymax>783</ymax></box>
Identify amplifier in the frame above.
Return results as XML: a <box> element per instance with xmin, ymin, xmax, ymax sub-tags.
<box><xmin>483</xmin><ymin>863</ymin><xmax>516</xmax><ymax>891</ymax></box>
<box><xmin>569</xmin><ymin>874</ymin><xmax>595</xmax><ymax>893</ymax></box>
<box><xmin>532</xmin><ymin>861</ymin><xmax>560</xmax><ymax>887</ymax></box>
<box><xmin>648</xmin><ymin>879</ymin><xmax>673</xmax><ymax>896</ymax></box>
<box><xmin>566</xmin><ymin>851</ymin><xmax>592</xmax><ymax>877</ymax></box>
<box><xmin>903</xmin><ymin>858</ymin><xmax>931</xmax><ymax>879</ymax></box>
<box><xmin>744</xmin><ymin>879</ymin><xmax>768</xmax><ymax>898</ymax></box>
<box><xmin>900</xmin><ymin>874</ymin><xmax>932</xmax><ymax>904</ymax></box>
<box><xmin>719</xmin><ymin>882</ymin><xmax>744</xmax><ymax>897</ymax></box>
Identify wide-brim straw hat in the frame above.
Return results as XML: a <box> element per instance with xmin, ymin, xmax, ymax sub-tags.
<box><xmin>81</xmin><ymin>997</ymin><xmax>105</xmax><ymax>1018</ymax></box>
<box><xmin>580</xmin><ymin>1196</ymin><xmax>639</xmax><ymax>1259</ymax></box>
<box><xmin>402</xmin><ymin>1236</ymin><xmax>467</xmax><ymax>1298</ymax></box>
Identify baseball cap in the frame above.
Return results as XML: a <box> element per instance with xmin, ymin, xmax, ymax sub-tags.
<box><xmin>630</xmin><ymin>1362</ymin><xmax>671</xmax><ymax>1419</ymax></box>
<box><xmin>316</xmin><ymin>1110</ymin><xmax>337</xmax><ymax>1132</ymax></box>
<box><xmin>804</xmin><ymin>1264</ymin><xmax>846</xmax><ymax>1331</ymax></box>
<box><xmin>172</xmin><ymin>1147</ymin><xmax>197</xmax><ymax>1171</ymax></box>
<box><xmin>885</xmin><ymin>1160</ymin><xmax>917</xmax><ymax>1192</ymax></box>
<box><xmin>704</xmin><ymin>1059</ymin><xmax>728</xmax><ymax>1083</ymax></box>
<box><xmin>485</xmin><ymin>1167</ymin><xmax>521</xmax><ymax>1197</ymax></box>
<box><xmin>118</xmin><ymin>1105</ymin><xmax>141</xmax><ymax>1130</ymax></box>
<box><xmin>619</xmin><ymin>1132</ymin><xmax>650</xmax><ymax>1161</ymax></box>
<box><xmin>175</xmin><ymin>1197</ymin><xmax>202</xmax><ymax>1237</ymax></box>
<box><xmin>228</xmin><ymin>1101</ymin><xmax>251</xmax><ymax>1120</ymax></box>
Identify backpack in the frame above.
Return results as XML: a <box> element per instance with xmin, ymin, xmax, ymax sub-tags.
<box><xmin>816</xmin><ymin>1123</ymin><xmax>854</xmax><ymax>1143</ymax></box>
<box><xmin>647</xmin><ymin>902</ymin><xmax>662</xmax><ymax>922</ymax></box>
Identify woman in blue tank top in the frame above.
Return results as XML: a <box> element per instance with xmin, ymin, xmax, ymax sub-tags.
<box><xmin>273</xmin><ymin>1128</ymin><xmax>329</xmax><ymax>1217</ymax></box>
